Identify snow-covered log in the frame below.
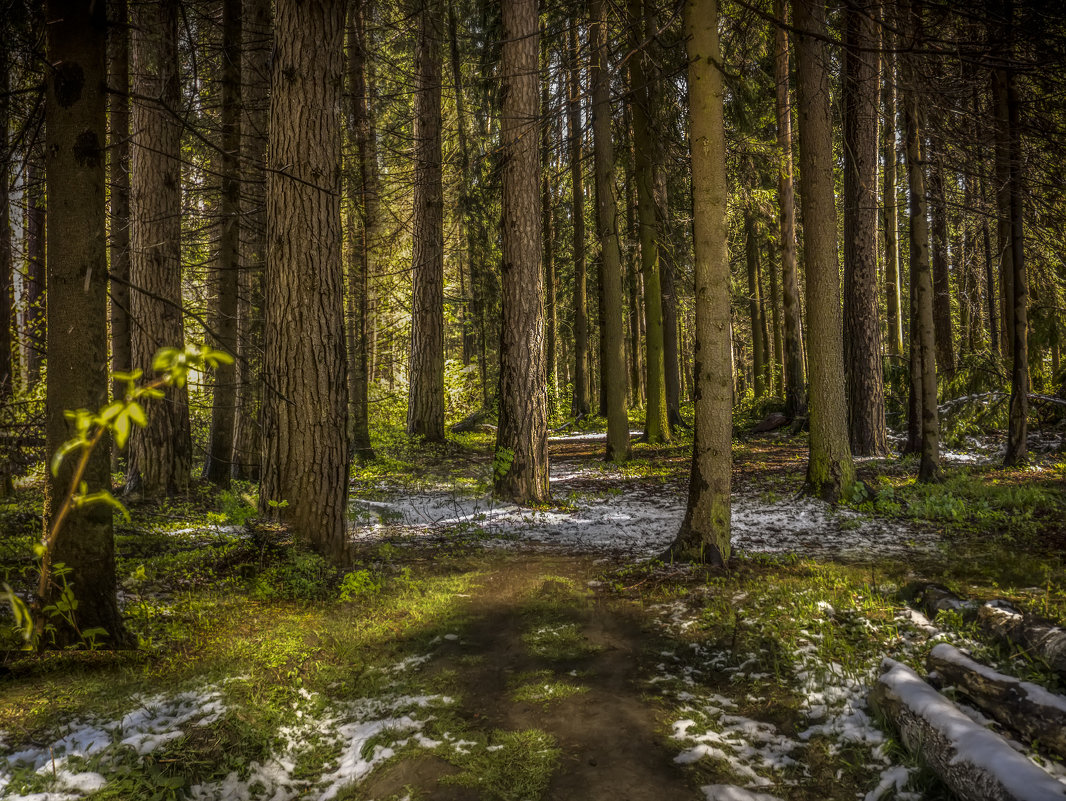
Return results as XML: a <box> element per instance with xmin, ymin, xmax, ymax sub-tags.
<box><xmin>978</xmin><ymin>602</ymin><xmax>1066</xmax><ymax>679</ymax></box>
<box><xmin>907</xmin><ymin>583</ymin><xmax>978</xmax><ymax>621</ymax></box>
<box><xmin>870</xmin><ymin>659</ymin><xmax>1066</xmax><ymax>801</ymax></box>
<box><xmin>927</xmin><ymin>643</ymin><xmax>1066</xmax><ymax>759</ymax></box>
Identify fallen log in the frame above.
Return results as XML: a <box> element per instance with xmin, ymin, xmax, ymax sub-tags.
<box><xmin>902</xmin><ymin>583</ymin><xmax>979</xmax><ymax>622</ymax></box>
<box><xmin>927</xmin><ymin>643</ymin><xmax>1066</xmax><ymax>759</ymax></box>
<box><xmin>978</xmin><ymin>602</ymin><xmax>1066</xmax><ymax>680</ymax></box>
<box><xmin>870</xmin><ymin>659</ymin><xmax>1066</xmax><ymax>801</ymax></box>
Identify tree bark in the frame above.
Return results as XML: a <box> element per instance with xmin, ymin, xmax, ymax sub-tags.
<box><xmin>624</xmin><ymin>119</ymin><xmax>644</xmax><ymax>408</ymax></box>
<box><xmin>127</xmin><ymin>0</ymin><xmax>191</xmax><ymax>497</ymax></box>
<box><xmin>108</xmin><ymin>0</ymin><xmax>131</xmax><ymax>414</ymax></box>
<box><xmin>628</xmin><ymin>0</ymin><xmax>669</xmax><ymax>443</ymax></box>
<box><xmin>589</xmin><ymin>0</ymin><xmax>630</xmax><ymax>463</ymax></box>
<box><xmin>928</xmin><ymin>153</ymin><xmax>956</xmax><ymax>374</ymax></box>
<box><xmin>842</xmin><ymin>0</ymin><xmax>887</xmax><ymax>457</ymax></box>
<box><xmin>793</xmin><ymin>0</ymin><xmax>854</xmax><ymax>501</ymax></box>
<box><xmin>882</xmin><ymin>32</ymin><xmax>904</xmax><ymax>360</ymax></box>
<box><xmin>773</xmin><ymin>0</ymin><xmax>806</xmax><ymax>422</ymax></box>
<box><xmin>927</xmin><ymin>643</ymin><xmax>1066</xmax><ymax>760</ymax></box>
<box><xmin>43</xmin><ymin>0</ymin><xmax>125</xmax><ymax>645</ymax></box>
<box><xmin>541</xmin><ymin>40</ymin><xmax>558</xmax><ymax>409</ymax></box>
<box><xmin>407</xmin><ymin>0</ymin><xmax>445</xmax><ymax>441</ymax></box>
<box><xmin>900</xmin><ymin>0</ymin><xmax>940</xmax><ymax>483</ymax></box>
<box><xmin>260</xmin><ymin>0</ymin><xmax>350</xmax><ymax>563</ymax></box>
<box><xmin>232</xmin><ymin>0</ymin><xmax>269</xmax><ymax>481</ymax></box>
<box><xmin>203</xmin><ymin>0</ymin><xmax>242</xmax><ymax>486</ymax></box>
<box><xmin>667</xmin><ymin>0</ymin><xmax>731</xmax><ymax>564</ymax></box>
<box><xmin>978</xmin><ymin>602</ymin><xmax>1066</xmax><ymax>681</ymax></box>
<box><xmin>745</xmin><ymin>210</ymin><xmax>769</xmax><ymax>399</ymax></box>
<box><xmin>657</xmin><ymin>168</ymin><xmax>683</xmax><ymax>428</ymax></box>
<box><xmin>567</xmin><ymin>17</ymin><xmax>590</xmax><ymax>419</ymax></box>
<box><xmin>871</xmin><ymin>659</ymin><xmax>1066</xmax><ymax>801</ymax></box>
<box><xmin>347</xmin><ymin>0</ymin><xmax>377</xmax><ymax>462</ymax></box>
<box><xmin>0</xmin><ymin>31</ymin><xmax>14</xmax><ymax>494</ymax></box>
<box><xmin>24</xmin><ymin>157</ymin><xmax>46</xmax><ymax>392</ymax></box>
<box><xmin>495</xmin><ymin>0</ymin><xmax>548</xmax><ymax>504</ymax></box>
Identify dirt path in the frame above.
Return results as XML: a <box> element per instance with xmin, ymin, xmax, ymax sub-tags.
<box><xmin>362</xmin><ymin>554</ymin><xmax>704</xmax><ymax>801</ymax></box>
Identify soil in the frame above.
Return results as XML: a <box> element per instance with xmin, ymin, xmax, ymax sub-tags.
<box><xmin>359</xmin><ymin>554</ymin><xmax>704</xmax><ymax>801</ymax></box>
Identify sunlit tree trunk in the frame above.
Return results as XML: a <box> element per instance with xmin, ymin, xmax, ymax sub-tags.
<box><xmin>928</xmin><ymin>153</ymin><xmax>955</xmax><ymax>374</ymax></box>
<box><xmin>495</xmin><ymin>0</ymin><xmax>548</xmax><ymax>503</ymax></box>
<box><xmin>203</xmin><ymin>0</ymin><xmax>242</xmax><ymax>486</ymax></box>
<box><xmin>567</xmin><ymin>17</ymin><xmax>590</xmax><ymax>419</ymax></box>
<box><xmin>793</xmin><ymin>0</ymin><xmax>855</xmax><ymax>501</ymax></box>
<box><xmin>232</xmin><ymin>0</ymin><xmax>269</xmax><ymax>481</ymax></box>
<box><xmin>407</xmin><ymin>0</ymin><xmax>445</xmax><ymax>440</ymax></box>
<box><xmin>842</xmin><ymin>0</ymin><xmax>887</xmax><ymax>456</ymax></box>
<box><xmin>881</xmin><ymin>30</ymin><xmax>903</xmax><ymax>360</ymax></box>
<box><xmin>260</xmin><ymin>0</ymin><xmax>350</xmax><ymax>562</ymax></box>
<box><xmin>43</xmin><ymin>0</ymin><xmax>126</xmax><ymax>645</ymax></box>
<box><xmin>108</xmin><ymin>0</ymin><xmax>131</xmax><ymax>417</ymax></box>
<box><xmin>347</xmin><ymin>0</ymin><xmax>376</xmax><ymax>462</ymax></box>
<box><xmin>668</xmin><ymin>0</ymin><xmax>731</xmax><ymax>564</ymax></box>
<box><xmin>541</xmin><ymin>34</ymin><xmax>559</xmax><ymax>410</ymax></box>
<box><xmin>628</xmin><ymin>0</ymin><xmax>669</xmax><ymax>443</ymax></box>
<box><xmin>128</xmin><ymin>0</ymin><xmax>191</xmax><ymax>496</ymax></box>
<box><xmin>589</xmin><ymin>0</ymin><xmax>630</xmax><ymax>463</ymax></box>
<box><xmin>773</xmin><ymin>0</ymin><xmax>806</xmax><ymax>421</ymax></box>
<box><xmin>745</xmin><ymin>210</ymin><xmax>769</xmax><ymax>399</ymax></box>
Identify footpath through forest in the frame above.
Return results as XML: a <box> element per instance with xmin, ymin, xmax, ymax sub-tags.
<box><xmin>1</xmin><ymin>432</ymin><xmax>1065</xmax><ymax>801</ymax></box>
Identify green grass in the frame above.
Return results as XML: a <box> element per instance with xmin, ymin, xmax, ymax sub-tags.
<box><xmin>439</xmin><ymin>728</ymin><xmax>561</xmax><ymax>801</ymax></box>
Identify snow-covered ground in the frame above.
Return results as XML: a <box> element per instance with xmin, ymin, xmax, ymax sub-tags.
<box><xmin>350</xmin><ymin>461</ymin><xmax>939</xmax><ymax>560</ymax></box>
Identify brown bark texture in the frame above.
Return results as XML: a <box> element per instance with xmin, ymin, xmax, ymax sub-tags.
<box><xmin>842</xmin><ymin>0</ymin><xmax>887</xmax><ymax>456</ymax></box>
<box><xmin>568</xmin><ymin>18</ymin><xmax>590</xmax><ymax>419</ymax></box>
<box><xmin>260</xmin><ymin>0</ymin><xmax>350</xmax><ymax>563</ymax></box>
<box><xmin>495</xmin><ymin>0</ymin><xmax>549</xmax><ymax>504</ymax></box>
<box><xmin>43</xmin><ymin>0</ymin><xmax>125</xmax><ymax>644</ymax></box>
<box><xmin>669</xmin><ymin>0</ymin><xmax>731</xmax><ymax>564</ymax></box>
<box><xmin>108</xmin><ymin>0</ymin><xmax>131</xmax><ymax>403</ymax></box>
<box><xmin>128</xmin><ymin>0</ymin><xmax>191</xmax><ymax>496</ymax></box>
<box><xmin>793</xmin><ymin>0</ymin><xmax>854</xmax><ymax>501</ymax></box>
<box><xmin>407</xmin><ymin>0</ymin><xmax>445</xmax><ymax>441</ymax></box>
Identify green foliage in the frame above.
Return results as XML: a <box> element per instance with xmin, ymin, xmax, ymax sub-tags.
<box><xmin>440</xmin><ymin>729</ymin><xmax>562</xmax><ymax>801</ymax></box>
<box><xmin>250</xmin><ymin>549</ymin><xmax>338</xmax><ymax>602</ymax></box>
<box><xmin>337</xmin><ymin>568</ymin><xmax>383</xmax><ymax>600</ymax></box>
<box><xmin>492</xmin><ymin>447</ymin><xmax>515</xmax><ymax>482</ymax></box>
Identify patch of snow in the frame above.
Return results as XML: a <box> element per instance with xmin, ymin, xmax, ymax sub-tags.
<box><xmin>702</xmin><ymin>785</ymin><xmax>784</xmax><ymax>801</ymax></box>
<box><xmin>929</xmin><ymin>643</ymin><xmax>1066</xmax><ymax>714</ymax></box>
<box><xmin>862</xmin><ymin>765</ymin><xmax>915</xmax><ymax>801</ymax></box>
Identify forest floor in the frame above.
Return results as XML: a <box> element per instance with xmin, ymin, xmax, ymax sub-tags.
<box><xmin>1</xmin><ymin>425</ymin><xmax>1065</xmax><ymax>801</ymax></box>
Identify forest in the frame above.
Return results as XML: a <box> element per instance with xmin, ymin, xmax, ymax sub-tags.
<box><xmin>1</xmin><ymin>0</ymin><xmax>1065</xmax><ymax>798</ymax></box>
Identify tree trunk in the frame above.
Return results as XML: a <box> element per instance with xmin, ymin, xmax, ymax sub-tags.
<box><xmin>628</xmin><ymin>0</ymin><xmax>669</xmax><ymax>443</ymax></box>
<box><xmin>43</xmin><ymin>0</ymin><xmax>125</xmax><ymax>645</ymax></box>
<box><xmin>793</xmin><ymin>0</ymin><xmax>854</xmax><ymax>501</ymax></box>
<box><xmin>128</xmin><ymin>0</ymin><xmax>191</xmax><ymax>497</ymax></box>
<box><xmin>108</xmin><ymin>0</ymin><xmax>131</xmax><ymax>414</ymax></box>
<box><xmin>0</xmin><ymin>31</ymin><xmax>13</xmax><ymax>496</ymax></box>
<box><xmin>407</xmin><ymin>0</ymin><xmax>445</xmax><ymax>441</ymax></box>
<box><xmin>745</xmin><ymin>210</ymin><xmax>769</xmax><ymax>399</ymax></box>
<box><xmin>495</xmin><ymin>0</ymin><xmax>549</xmax><ymax>504</ymax></box>
<box><xmin>232</xmin><ymin>0</ymin><xmax>269</xmax><ymax>481</ymax></box>
<box><xmin>928</xmin><ymin>154</ymin><xmax>956</xmax><ymax>374</ymax></box>
<box><xmin>667</xmin><ymin>0</ymin><xmax>731</xmax><ymax>564</ymax></box>
<box><xmin>541</xmin><ymin>42</ymin><xmax>558</xmax><ymax>409</ymax></box>
<box><xmin>657</xmin><ymin>169</ymin><xmax>683</xmax><ymax>428</ymax></box>
<box><xmin>347</xmin><ymin>0</ymin><xmax>376</xmax><ymax>462</ymax></box>
<box><xmin>927</xmin><ymin>643</ymin><xmax>1066</xmax><ymax>760</ymax></box>
<box><xmin>568</xmin><ymin>17</ymin><xmax>590</xmax><ymax>419</ymax></box>
<box><xmin>767</xmin><ymin>240</ymin><xmax>783</xmax><ymax>398</ymax></box>
<box><xmin>624</xmin><ymin>124</ymin><xmax>644</xmax><ymax>408</ymax></box>
<box><xmin>260</xmin><ymin>0</ymin><xmax>350</xmax><ymax>563</ymax></box>
<box><xmin>871</xmin><ymin>659</ymin><xmax>1066</xmax><ymax>801</ymax></box>
<box><xmin>203</xmin><ymin>0</ymin><xmax>242</xmax><ymax>486</ymax></box>
<box><xmin>589</xmin><ymin>0</ymin><xmax>630</xmax><ymax>463</ymax></box>
<box><xmin>773</xmin><ymin>0</ymin><xmax>806</xmax><ymax>421</ymax></box>
<box><xmin>842</xmin><ymin>0</ymin><xmax>887</xmax><ymax>456</ymax></box>
<box><xmin>901</xmin><ymin>0</ymin><xmax>940</xmax><ymax>483</ymax></box>
<box><xmin>882</xmin><ymin>32</ymin><xmax>904</xmax><ymax>360</ymax></box>
<box><xmin>24</xmin><ymin>157</ymin><xmax>46</xmax><ymax>391</ymax></box>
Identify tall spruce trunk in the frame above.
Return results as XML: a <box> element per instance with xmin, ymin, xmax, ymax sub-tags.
<box><xmin>928</xmin><ymin>154</ymin><xmax>955</xmax><ymax>374</ymax></box>
<box><xmin>203</xmin><ymin>0</ymin><xmax>242</xmax><ymax>486</ymax></box>
<box><xmin>667</xmin><ymin>0</ymin><xmax>731</xmax><ymax>564</ymax></box>
<box><xmin>773</xmin><ymin>0</ymin><xmax>807</xmax><ymax>421</ymax></box>
<box><xmin>589</xmin><ymin>0</ymin><xmax>631</xmax><ymax>463</ymax></box>
<box><xmin>43</xmin><ymin>0</ymin><xmax>126</xmax><ymax>645</ymax></box>
<box><xmin>628</xmin><ymin>0</ymin><xmax>669</xmax><ymax>443</ymax></box>
<box><xmin>108</xmin><ymin>0</ymin><xmax>131</xmax><ymax>411</ymax></box>
<box><xmin>657</xmin><ymin>171</ymin><xmax>683</xmax><ymax>427</ymax></box>
<box><xmin>882</xmin><ymin>31</ymin><xmax>904</xmax><ymax>360</ymax></box>
<box><xmin>495</xmin><ymin>0</ymin><xmax>549</xmax><ymax>503</ymax></box>
<box><xmin>260</xmin><ymin>0</ymin><xmax>350</xmax><ymax>563</ymax></box>
<box><xmin>24</xmin><ymin>156</ymin><xmax>46</xmax><ymax>392</ymax></box>
<box><xmin>901</xmin><ymin>0</ymin><xmax>940</xmax><ymax>482</ymax></box>
<box><xmin>407</xmin><ymin>0</ymin><xmax>445</xmax><ymax>440</ymax></box>
<box><xmin>624</xmin><ymin>120</ymin><xmax>645</xmax><ymax>408</ymax></box>
<box><xmin>232</xmin><ymin>0</ymin><xmax>269</xmax><ymax>481</ymax></box>
<box><xmin>127</xmin><ymin>0</ymin><xmax>191</xmax><ymax>496</ymax></box>
<box><xmin>793</xmin><ymin>0</ymin><xmax>855</xmax><ymax>501</ymax></box>
<box><xmin>0</xmin><ymin>32</ymin><xmax>13</xmax><ymax>491</ymax></box>
<box><xmin>347</xmin><ymin>0</ymin><xmax>376</xmax><ymax>462</ymax></box>
<box><xmin>568</xmin><ymin>18</ymin><xmax>590</xmax><ymax>419</ymax></box>
<box><xmin>541</xmin><ymin>43</ymin><xmax>559</xmax><ymax>407</ymax></box>
<box><xmin>745</xmin><ymin>210</ymin><xmax>769</xmax><ymax>399</ymax></box>
<box><xmin>842</xmin><ymin>0</ymin><xmax>888</xmax><ymax>456</ymax></box>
